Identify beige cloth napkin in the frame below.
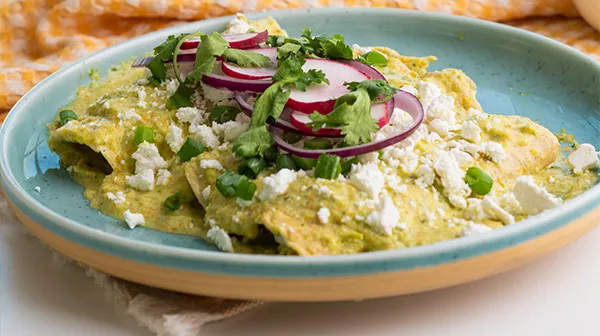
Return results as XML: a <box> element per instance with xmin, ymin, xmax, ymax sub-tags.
<box><xmin>0</xmin><ymin>192</ymin><xmax>262</xmax><ymax>336</ymax></box>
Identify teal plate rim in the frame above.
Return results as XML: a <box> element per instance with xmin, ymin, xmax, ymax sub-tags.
<box><xmin>1</xmin><ymin>8</ymin><xmax>600</xmax><ymax>278</ymax></box>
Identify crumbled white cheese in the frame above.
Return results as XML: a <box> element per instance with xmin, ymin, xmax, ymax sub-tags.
<box><xmin>201</xmin><ymin>82</ymin><xmax>235</xmax><ymax>105</ymax></box>
<box><xmin>399</xmin><ymin>85</ymin><xmax>418</xmax><ymax>96</ymax></box>
<box><xmin>317</xmin><ymin>186</ymin><xmax>332</xmax><ymax>196</ymax></box>
<box><xmin>426</xmin><ymin>94</ymin><xmax>456</xmax><ymax>127</ymax></box>
<box><xmin>464</xmin><ymin>198</ymin><xmax>486</xmax><ymax>220</ymax></box>
<box><xmin>202</xmin><ymin>186</ymin><xmax>211</xmax><ymax>201</ymax></box>
<box><xmin>156</xmin><ymin>169</ymin><xmax>171</xmax><ymax>186</ymax></box>
<box><xmin>352</xmin><ymin>44</ymin><xmax>372</xmax><ymax>55</ymax></box>
<box><xmin>207</xmin><ymin>226</ymin><xmax>233</xmax><ymax>252</ymax></box>
<box><xmin>106</xmin><ymin>191</ymin><xmax>126</xmax><ymax>204</ymax></box>
<box><xmin>365</xmin><ymin>195</ymin><xmax>402</xmax><ymax>236</ymax></box>
<box><xmin>132</xmin><ymin>142</ymin><xmax>167</xmax><ymax>174</ymax></box>
<box><xmin>34</xmin><ymin>186</ymin><xmax>41</xmax><ymax>192</ymax></box>
<box><xmin>166</xmin><ymin>123</ymin><xmax>184</xmax><ymax>153</ymax></box>
<box><xmin>258</xmin><ymin>169</ymin><xmax>298</xmax><ymax>200</ymax></box>
<box><xmin>385</xmin><ymin>174</ymin><xmax>407</xmax><ymax>194</ymax></box>
<box><xmin>498</xmin><ymin>192</ymin><xmax>522</xmax><ymax>215</ymax></box>
<box><xmin>236</xmin><ymin>197</ymin><xmax>254</xmax><ymax>207</ymax></box>
<box><xmin>317</xmin><ymin>207</ymin><xmax>331</xmax><ymax>224</ymax></box>
<box><xmin>433</xmin><ymin>150</ymin><xmax>470</xmax><ymax>208</ymax></box>
<box><xmin>349</xmin><ymin>163</ymin><xmax>385</xmax><ymax>198</ymax></box>
<box><xmin>415</xmin><ymin>164</ymin><xmax>435</xmax><ymax>188</ymax></box>
<box><xmin>224</xmin><ymin>14</ymin><xmax>252</xmax><ymax>34</ymax></box>
<box><xmin>126</xmin><ymin>169</ymin><xmax>155</xmax><ymax>191</ymax></box>
<box><xmin>449</xmin><ymin>148</ymin><xmax>474</xmax><ymax>167</ymax></box>
<box><xmin>190</xmin><ymin>124</ymin><xmax>220</xmax><ymax>148</ymax></box>
<box><xmin>123</xmin><ymin>210</ymin><xmax>145</xmax><ymax>229</ymax></box>
<box><xmin>428</xmin><ymin>119</ymin><xmax>451</xmax><ymax>138</ymax></box>
<box><xmin>417</xmin><ymin>81</ymin><xmax>442</xmax><ymax>110</ymax></box>
<box><xmin>461</xmin><ymin>121</ymin><xmax>482</xmax><ymax>143</ymax></box>
<box><xmin>176</xmin><ymin>107</ymin><xmax>200</xmax><ymax>123</ymax></box>
<box><xmin>387</xmin><ymin>148</ymin><xmax>419</xmax><ymax>174</ymax></box>
<box><xmin>480</xmin><ymin>141</ymin><xmax>506</xmax><ymax>163</ymax></box>
<box><xmin>568</xmin><ymin>143</ymin><xmax>599</xmax><ymax>174</ymax></box>
<box><xmin>482</xmin><ymin>196</ymin><xmax>515</xmax><ymax>225</ymax></box>
<box><xmin>200</xmin><ymin>159</ymin><xmax>224</xmax><ymax>171</ymax></box>
<box><xmin>166</xmin><ymin>79</ymin><xmax>179</xmax><ymax>95</ymax></box>
<box><xmin>461</xmin><ymin>222</ymin><xmax>492</xmax><ymax>236</ymax></box>
<box><xmin>117</xmin><ymin>108</ymin><xmax>141</xmax><ymax>121</ymax></box>
<box><xmin>212</xmin><ymin>119</ymin><xmax>250</xmax><ymax>142</ymax></box>
<box><xmin>513</xmin><ymin>176</ymin><xmax>561</xmax><ymax>215</ymax></box>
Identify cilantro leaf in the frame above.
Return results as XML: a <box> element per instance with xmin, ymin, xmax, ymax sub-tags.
<box><xmin>147</xmin><ymin>34</ymin><xmax>186</xmax><ymax>82</ymax></box>
<box><xmin>267</xmin><ymin>35</ymin><xmax>287</xmax><ymax>47</ymax></box>
<box><xmin>272</xmin><ymin>55</ymin><xmax>305</xmax><ymax>82</ymax></box>
<box><xmin>232</xmin><ymin>126</ymin><xmax>274</xmax><ymax>158</ymax></box>
<box><xmin>320</xmin><ymin>34</ymin><xmax>353</xmax><ymax>59</ymax></box>
<box><xmin>185</xmin><ymin>56</ymin><xmax>215</xmax><ymax>83</ymax></box>
<box><xmin>222</xmin><ymin>48</ymin><xmax>272</xmax><ymax>68</ymax></box>
<box><xmin>344</xmin><ymin>79</ymin><xmax>397</xmax><ymax>104</ymax></box>
<box><xmin>195</xmin><ymin>32</ymin><xmax>228</xmax><ymax>68</ymax></box>
<box><xmin>356</xmin><ymin>51</ymin><xmax>388</xmax><ymax>67</ymax></box>
<box><xmin>277</xmin><ymin>43</ymin><xmax>302</xmax><ymax>60</ymax></box>
<box><xmin>166</xmin><ymin>84</ymin><xmax>194</xmax><ymax>109</ymax></box>
<box><xmin>249</xmin><ymin>82</ymin><xmax>291</xmax><ymax>127</ymax></box>
<box><xmin>295</xmin><ymin>69</ymin><xmax>329</xmax><ymax>91</ymax></box>
<box><xmin>210</xmin><ymin>105</ymin><xmax>241</xmax><ymax>123</ymax></box>
<box><xmin>308</xmin><ymin>89</ymin><xmax>378</xmax><ymax>145</ymax></box>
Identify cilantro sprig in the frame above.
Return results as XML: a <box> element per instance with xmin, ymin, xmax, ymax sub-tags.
<box><xmin>266</xmin><ymin>28</ymin><xmax>353</xmax><ymax>60</ymax></box>
<box><xmin>148</xmin><ymin>32</ymin><xmax>271</xmax><ymax>109</ymax></box>
<box><xmin>307</xmin><ymin>80</ymin><xmax>397</xmax><ymax>145</ymax></box>
<box><xmin>232</xmin><ymin>55</ymin><xmax>329</xmax><ymax>158</ymax></box>
<box><xmin>355</xmin><ymin>51</ymin><xmax>388</xmax><ymax>67</ymax></box>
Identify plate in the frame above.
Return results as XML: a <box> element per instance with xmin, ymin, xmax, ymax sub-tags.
<box><xmin>1</xmin><ymin>8</ymin><xmax>599</xmax><ymax>302</ymax></box>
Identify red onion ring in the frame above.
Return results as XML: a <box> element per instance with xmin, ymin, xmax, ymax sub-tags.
<box><xmin>339</xmin><ymin>59</ymin><xmax>386</xmax><ymax>81</ymax></box>
<box><xmin>234</xmin><ymin>93</ymin><xmax>345</xmax><ymax>137</ymax></box>
<box><xmin>272</xmin><ymin>90</ymin><xmax>424</xmax><ymax>158</ymax></box>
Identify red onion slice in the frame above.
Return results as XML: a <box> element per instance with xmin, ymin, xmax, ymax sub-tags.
<box><xmin>180</xmin><ymin>30</ymin><xmax>269</xmax><ymax>50</ymax></box>
<box><xmin>272</xmin><ymin>91</ymin><xmax>424</xmax><ymax>158</ymax></box>
<box><xmin>234</xmin><ymin>93</ymin><xmax>344</xmax><ymax>137</ymax></box>
<box><xmin>339</xmin><ymin>59</ymin><xmax>386</xmax><ymax>80</ymax></box>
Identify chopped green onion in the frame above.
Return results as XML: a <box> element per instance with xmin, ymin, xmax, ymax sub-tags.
<box><xmin>276</xmin><ymin>154</ymin><xmax>298</xmax><ymax>171</ymax></box>
<box><xmin>263</xmin><ymin>146</ymin><xmax>279</xmax><ymax>163</ymax></box>
<box><xmin>177</xmin><ymin>138</ymin><xmax>205</xmax><ymax>162</ymax></box>
<box><xmin>293</xmin><ymin>156</ymin><xmax>316</xmax><ymax>170</ymax></box>
<box><xmin>59</xmin><ymin>109</ymin><xmax>77</xmax><ymax>126</ymax></box>
<box><xmin>238</xmin><ymin>157</ymin><xmax>266</xmax><ymax>179</ymax></box>
<box><xmin>304</xmin><ymin>138</ymin><xmax>333</xmax><ymax>150</ymax></box>
<box><xmin>209</xmin><ymin>105</ymin><xmax>241</xmax><ymax>124</ymax></box>
<box><xmin>164</xmin><ymin>192</ymin><xmax>183</xmax><ymax>210</ymax></box>
<box><xmin>133</xmin><ymin>126</ymin><xmax>155</xmax><ymax>146</ymax></box>
<box><xmin>282</xmin><ymin>131</ymin><xmax>303</xmax><ymax>144</ymax></box>
<box><xmin>465</xmin><ymin>167</ymin><xmax>494</xmax><ymax>195</ymax></box>
<box><xmin>315</xmin><ymin>153</ymin><xmax>342</xmax><ymax>179</ymax></box>
<box><xmin>341</xmin><ymin>157</ymin><xmax>360</xmax><ymax>175</ymax></box>
<box><xmin>216</xmin><ymin>172</ymin><xmax>257</xmax><ymax>200</ymax></box>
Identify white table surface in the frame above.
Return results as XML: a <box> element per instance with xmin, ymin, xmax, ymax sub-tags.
<box><xmin>2</xmin><ymin>218</ymin><xmax>600</xmax><ymax>336</ymax></box>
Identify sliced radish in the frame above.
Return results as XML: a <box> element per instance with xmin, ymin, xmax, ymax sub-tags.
<box><xmin>286</xmin><ymin>59</ymin><xmax>369</xmax><ymax>115</ymax></box>
<box><xmin>222</xmin><ymin>47</ymin><xmax>278</xmax><ymax>80</ymax></box>
<box><xmin>289</xmin><ymin>101</ymin><xmax>391</xmax><ymax>136</ymax></box>
<box><xmin>339</xmin><ymin>60</ymin><xmax>386</xmax><ymax>80</ymax></box>
<box><xmin>180</xmin><ymin>30</ymin><xmax>269</xmax><ymax>50</ymax></box>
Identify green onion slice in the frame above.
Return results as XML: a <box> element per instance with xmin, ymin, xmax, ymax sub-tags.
<box><xmin>216</xmin><ymin>172</ymin><xmax>257</xmax><ymax>201</ymax></box>
<box><xmin>465</xmin><ymin>167</ymin><xmax>494</xmax><ymax>195</ymax></box>
<box><xmin>59</xmin><ymin>109</ymin><xmax>77</xmax><ymax>126</ymax></box>
<box><xmin>315</xmin><ymin>153</ymin><xmax>342</xmax><ymax>179</ymax></box>
<box><xmin>238</xmin><ymin>157</ymin><xmax>266</xmax><ymax>179</ymax></box>
<box><xmin>276</xmin><ymin>154</ymin><xmax>298</xmax><ymax>171</ymax></box>
<box><xmin>164</xmin><ymin>192</ymin><xmax>183</xmax><ymax>210</ymax></box>
<box><xmin>177</xmin><ymin>138</ymin><xmax>205</xmax><ymax>162</ymax></box>
<box><xmin>134</xmin><ymin>126</ymin><xmax>155</xmax><ymax>146</ymax></box>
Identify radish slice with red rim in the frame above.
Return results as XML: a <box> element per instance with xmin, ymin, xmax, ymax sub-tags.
<box><xmin>201</xmin><ymin>61</ymin><xmax>273</xmax><ymax>92</ymax></box>
<box><xmin>180</xmin><ymin>30</ymin><xmax>269</xmax><ymax>50</ymax></box>
<box><xmin>289</xmin><ymin>101</ymin><xmax>392</xmax><ymax>137</ymax></box>
<box><xmin>234</xmin><ymin>93</ymin><xmax>344</xmax><ymax>137</ymax></box>
<box><xmin>222</xmin><ymin>47</ymin><xmax>278</xmax><ymax>80</ymax></box>
<box><xmin>273</xmin><ymin>91</ymin><xmax>424</xmax><ymax>159</ymax></box>
<box><xmin>286</xmin><ymin>58</ymin><xmax>370</xmax><ymax>115</ymax></box>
